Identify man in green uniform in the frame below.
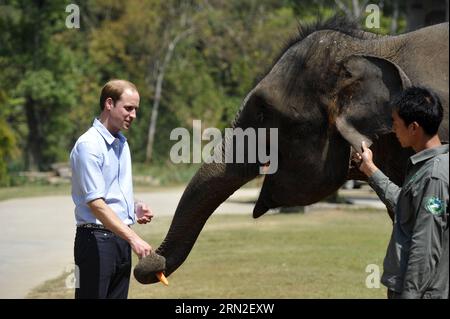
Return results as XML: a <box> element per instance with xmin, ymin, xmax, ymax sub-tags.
<box><xmin>356</xmin><ymin>86</ymin><xmax>448</xmax><ymax>299</ymax></box>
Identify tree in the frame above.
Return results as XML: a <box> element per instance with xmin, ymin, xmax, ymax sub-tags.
<box><xmin>144</xmin><ymin>1</ymin><xmax>197</xmax><ymax>163</ymax></box>
<box><xmin>0</xmin><ymin>91</ymin><xmax>19</xmax><ymax>185</ymax></box>
<box><xmin>0</xmin><ymin>0</ymin><xmax>88</xmax><ymax>170</ymax></box>
<box><xmin>0</xmin><ymin>0</ymin><xmax>414</xmax><ymax>178</ymax></box>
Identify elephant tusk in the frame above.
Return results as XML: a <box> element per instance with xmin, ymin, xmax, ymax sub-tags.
<box><xmin>156</xmin><ymin>272</ymin><xmax>169</xmax><ymax>286</ymax></box>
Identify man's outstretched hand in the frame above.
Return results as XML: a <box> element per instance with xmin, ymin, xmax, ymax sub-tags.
<box><xmin>135</xmin><ymin>201</ymin><xmax>154</xmax><ymax>224</ymax></box>
<box><xmin>354</xmin><ymin>141</ymin><xmax>378</xmax><ymax>177</ymax></box>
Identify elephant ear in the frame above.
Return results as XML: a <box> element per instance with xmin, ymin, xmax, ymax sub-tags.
<box><xmin>333</xmin><ymin>55</ymin><xmax>411</xmax><ymax>153</ymax></box>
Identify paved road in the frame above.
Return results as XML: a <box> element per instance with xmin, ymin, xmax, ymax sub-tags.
<box><xmin>0</xmin><ymin>187</ymin><xmax>383</xmax><ymax>298</ymax></box>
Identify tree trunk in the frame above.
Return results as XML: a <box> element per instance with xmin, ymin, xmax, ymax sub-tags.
<box><xmin>335</xmin><ymin>0</ymin><xmax>353</xmax><ymax>19</ymax></box>
<box><xmin>335</xmin><ymin>0</ymin><xmax>370</xmax><ymax>19</ymax></box>
<box><xmin>24</xmin><ymin>97</ymin><xmax>41</xmax><ymax>171</ymax></box>
<box><xmin>145</xmin><ymin>61</ymin><xmax>163</xmax><ymax>164</ymax></box>
<box><xmin>390</xmin><ymin>0</ymin><xmax>399</xmax><ymax>34</ymax></box>
<box><xmin>145</xmin><ymin>29</ymin><xmax>193</xmax><ymax>163</ymax></box>
<box><xmin>352</xmin><ymin>0</ymin><xmax>361</xmax><ymax>18</ymax></box>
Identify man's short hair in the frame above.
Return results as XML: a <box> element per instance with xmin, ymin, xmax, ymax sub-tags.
<box><xmin>99</xmin><ymin>79</ymin><xmax>138</xmax><ymax>111</ymax></box>
<box><xmin>392</xmin><ymin>86</ymin><xmax>443</xmax><ymax>136</ymax></box>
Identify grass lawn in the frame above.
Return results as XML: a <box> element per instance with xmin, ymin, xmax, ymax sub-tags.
<box><xmin>28</xmin><ymin>208</ymin><xmax>391</xmax><ymax>299</ymax></box>
<box><xmin>0</xmin><ymin>184</ymin><xmax>180</xmax><ymax>202</ymax></box>
<box><xmin>0</xmin><ymin>184</ymin><xmax>72</xmax><ymax>201</ymax></box>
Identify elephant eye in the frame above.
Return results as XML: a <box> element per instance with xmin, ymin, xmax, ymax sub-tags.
<box><xmin>254</xmin><ymin>96</ymin><xmax>272</xmax><ymax>123</ymax></box>
<box><xmin>257</xmin><ymin>111</ymin><xmax>264</xmax><ymax>123</ymax></box>
<box><xmin>245</xmin><ymin>92</ymin><xmax>275</xmax><ymax>125</ymax></box>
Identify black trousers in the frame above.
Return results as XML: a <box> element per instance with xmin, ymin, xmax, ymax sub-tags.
<box><xmin>74</xmin><ymin>227</ymin><xmax>132</xmax><ymax>299</ymax></box>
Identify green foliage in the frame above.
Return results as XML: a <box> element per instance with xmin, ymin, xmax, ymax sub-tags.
<box><xmin>0</xmin><ymin>90</ymin><xmax>19</xmax><ymax>186</ymax></box>
<box><xmin>0</xmin><ymin>0</ymin><xmax>409</xmax><ymax>181</ymax></box>
<box><xmin>0</xmin><ymin>120</ymin><xmax>18</xmax><ymax>186</ymax></box>
<box><xmin>0</xmin><ymin>0</ymin><xmax>93</xmax><ymax>170</ymax></box>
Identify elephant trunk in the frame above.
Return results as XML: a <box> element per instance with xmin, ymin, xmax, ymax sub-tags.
<box><xmin>155</xmin><ymin>161</ymin><xmax>259</xmax><ymax>279</ymax></box>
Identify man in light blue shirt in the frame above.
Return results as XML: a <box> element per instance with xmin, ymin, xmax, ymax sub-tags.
<box><xmin>70</xmin><ymin>79</ymin><xmax>153</xmax><ymax>299</ymax></box>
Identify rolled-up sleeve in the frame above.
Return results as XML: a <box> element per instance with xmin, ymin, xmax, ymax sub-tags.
<box><xmin>368</xmin><ymin>169</ymin><xmax>402</xmax><ymax>213</ymax></box>
<box><xmin>71</xmin><ymin>142</ymin><xmax>106</xmax><ymax>203</ymax></box>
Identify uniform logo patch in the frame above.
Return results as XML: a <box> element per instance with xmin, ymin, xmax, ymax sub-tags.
<box><xmin>425</xmin><ymin>197</ymin><xmax>444</xmax><ymax>216</ymax></box>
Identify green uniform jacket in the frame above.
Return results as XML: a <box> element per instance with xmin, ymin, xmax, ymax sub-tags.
<box><xmin>368</xmin><ymin>144</ymin><xmax>449</xmax><ymax>299</ymax></box>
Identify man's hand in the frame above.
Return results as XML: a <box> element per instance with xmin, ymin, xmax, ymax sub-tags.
<box><xmin>87</xmin><ymin>198</ymin><xmax>153</xmax><ymax>258</ymax></box>
<box><xmin>130</xmin><ymin>235</ymin><xmax>152</xmax><ymax>258</ymax></box>
<box><xmin>354</xmin><ymin>141</ymin><xmax>379</xmax><ymax>177</ymax></box>
<box><xmin>135</xmin><ymin>201</ymin><xmax>154</xmax><ymax>224</ymax></box>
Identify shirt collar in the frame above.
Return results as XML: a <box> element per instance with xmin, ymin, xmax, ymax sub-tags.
<box><xmin>93</xmin><ymin>118</ymin><xmax>127</xmax><ymax>146</ymax></box>
<box><xmin>409</xmin><ymin>144</ymin><xmax>449</xmax><ymax>166</ymax></box>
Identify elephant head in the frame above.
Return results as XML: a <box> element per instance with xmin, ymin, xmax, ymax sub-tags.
<box><xmin>136</xmin><ymin>17</ymin><xmax>448</xmax><ymax>284</ymax></box>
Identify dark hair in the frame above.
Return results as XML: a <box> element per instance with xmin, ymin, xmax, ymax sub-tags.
<box><xmin>392</xmin><ymin>86</ymin><xmax>443</xmax><ymax>136</ymax></box>
<box><xmin>99</xmin><ymin>79</ymin><xmax>138</xmax><ymax>111</ymax></box>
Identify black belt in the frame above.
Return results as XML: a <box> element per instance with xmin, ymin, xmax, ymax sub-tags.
<box><xmin>77</xmin><ymin>223</ymin><xmax>108</xmax><ymax>230</ymax></box>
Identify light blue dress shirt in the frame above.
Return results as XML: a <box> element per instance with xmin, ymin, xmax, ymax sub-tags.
<box><xmin>70</xmin><ymin>118</ymin><xmax>135</xmax><ymax>226</ymax></box>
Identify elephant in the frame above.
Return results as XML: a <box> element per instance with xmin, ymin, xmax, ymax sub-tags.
<box><xmin>135</xmin><ymin>16</ymin><xmax>449</xmax><ymax>284</ymax></box>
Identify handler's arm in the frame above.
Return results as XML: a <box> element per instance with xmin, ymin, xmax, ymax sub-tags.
<box><xmin>357</xmin><ymin>142</ymin><xmax>401</xmax><ymax>215</ymax></box>
<box><xmin>368</xmin><ymin>170</ymin><xmax>401</xmax><ymax>216</ymax></box>
<box><xmin>88</xmin><ymin>199</ymin><xmax>152</xmax><ymax>258</ymax></box>
<box><xmin>401</xmin><ymin>178</ymin><xmax>448</xmax><ymax>299</ymax></box>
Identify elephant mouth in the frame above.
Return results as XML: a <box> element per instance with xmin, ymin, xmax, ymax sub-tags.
<box><xmin>134</xmin><ymin>251</ymin><xmax>167</xmax><ymax>285</ymax></box>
